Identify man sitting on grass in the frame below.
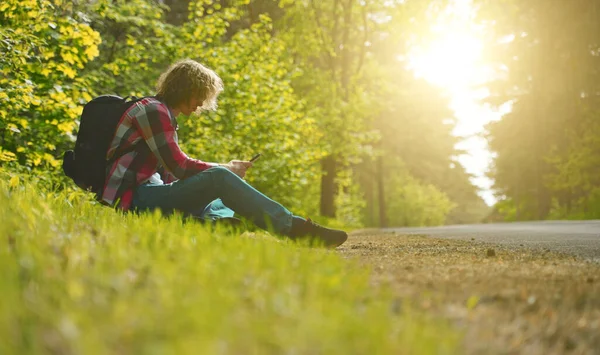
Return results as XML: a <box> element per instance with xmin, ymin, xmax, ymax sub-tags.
<box><xmin>102</xmin><ymin>59</ymin><xmax>347</xmax><ymax>248</ymax></box>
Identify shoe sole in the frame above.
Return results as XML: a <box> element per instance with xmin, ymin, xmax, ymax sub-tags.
<box><xmin>329</xmin><ymin>233</ymin><xmax>348</xmax><ymax>248</ymax></box>
<box><xmin>315</xmin><ymin>233</ymin><xmax>348</xmax><ymax>248</ymax></box>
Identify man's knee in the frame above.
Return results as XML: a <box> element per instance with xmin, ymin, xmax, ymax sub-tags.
<box><xmin>207</xmin><ymin>166</ymin><xmax>236</xmax><ymax>180</ymax></box>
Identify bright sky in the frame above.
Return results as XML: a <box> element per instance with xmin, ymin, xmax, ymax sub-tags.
<box><xmin>405</xmin><ymin>0</ymin><xmax>509</xmax><ymax>206</ymax></box>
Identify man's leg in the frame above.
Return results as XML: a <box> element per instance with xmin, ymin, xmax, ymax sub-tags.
<box><xmin>132</xmin><ymin>166</ymin><xmax>348</xmax><ymax>246</ymax></box>
<box><xmin>132</xmin><ymin>166</ymin><xmax>294</xmax><ymax>234</ymax></box>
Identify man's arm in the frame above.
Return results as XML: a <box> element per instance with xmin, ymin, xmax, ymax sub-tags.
<box><xmin>132</xmin><ymin>101</ymin><xmax>217</xmax><ymax>180</ymax></box>
<box><xmin>157</xmin><ymin>165</ymin><xmax>178</xmax><ymax>183</ymax></box>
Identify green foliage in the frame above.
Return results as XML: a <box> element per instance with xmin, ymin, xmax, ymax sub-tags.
<box><xmin>543</xmin><ymin>106</ymin><xmax>600</xmax><ymax>219</ymax></box>
<box><xmin>385</xmin><ymin>168</ymin><xmax>455</xmax><ymax>227</ymax></box>
<box><xmin>83</xmin><ymin>0</ymin><xmax>179</xmax><ymax>96</ymax></box>
<box><xmin>333</xmin><ymin>171</ymin><xmax>367</xmax><ymax>229</ymax></box>
<box><xmin>275</xmin><ymin>0</ymin><xmax>390</xmax><ymax>220</ymax></box>
<box><xmin>0</xmin><ymin>172</ymin><xmax>461</xmax><ymax>354</ymax></box>
<box><xmin>277</xmin><ymin>0</ymin><xmax>402</xmax><ymax>164</ymax></box>
<box><xmin>480</xmin><ymin>0</ymin><xmax>600</xmax><ymax>221</ymax></box>
<box><xmin>488</xmin><ymin>198</ymin><xmax>521</xmax><ymax>222</ymax></box>
<box><xmin>0</xmin><ymin>0</ymin><xmax>101</xmax><ymax>168</ymax></box>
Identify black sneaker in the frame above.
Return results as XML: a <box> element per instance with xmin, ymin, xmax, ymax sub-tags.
<box><xmin>289</xmin><ymin>218</ymin><xmax>348</xmax><ymax>248</ymax></box>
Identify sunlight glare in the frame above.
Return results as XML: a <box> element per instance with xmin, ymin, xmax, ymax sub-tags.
<box><xmin>405</xmin><ymin>0</ymin><xmax>502</xmax><ymax>206</ymax></box>
<box><xmin>408</xmin><ymin>31</ymin><xmax>486</xmax><ymax>90</ymax></box>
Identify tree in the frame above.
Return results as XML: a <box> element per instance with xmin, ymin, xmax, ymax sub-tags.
<box><xmin>277</xmin><ymin>0</ymin><xmax>395</xmax><ymax>217</ymax></box>
<box><xmin>479</xmin><ymin>0</ymin><xmax>600</xmax><ymax>220</ymax></box>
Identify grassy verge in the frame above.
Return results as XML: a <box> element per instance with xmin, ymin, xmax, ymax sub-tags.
<box><xmin>340</xmin><ymin>233</ymin><xmax>600</xmax><ymax>354</ymax></box>
<box><xmin>0</xmin><ymin>177</ymin><xmax>460</xmax><ymax>355</ymax></box>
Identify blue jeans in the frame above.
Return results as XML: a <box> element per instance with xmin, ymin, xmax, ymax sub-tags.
<box><xmin>131</xmin><ymin>166</ymin><xmax>295</xmax><ymax>235</ymax></box>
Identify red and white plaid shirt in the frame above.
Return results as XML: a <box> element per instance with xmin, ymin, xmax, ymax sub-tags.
<box><xmin>101</xmin><ymin>97</ymin><xmax>217</xmax><ymax>210</ymax></box>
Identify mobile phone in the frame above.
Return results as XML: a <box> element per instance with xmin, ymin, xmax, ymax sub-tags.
<box><xmin>250</xmin><ymin>153</ymin><xmax>262</xmax><ymax>162</ymax></box>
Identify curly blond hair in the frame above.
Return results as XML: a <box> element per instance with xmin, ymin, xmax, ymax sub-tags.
<box><xmin>156</xmin><ymin>59</ymin><xmax>223</xmax><ymax>111</ymax></box>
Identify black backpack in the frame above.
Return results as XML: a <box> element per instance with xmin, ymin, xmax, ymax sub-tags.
<box><xmin>62</xmin><ymin>95</ymin><xmax>149</xmax><ymax>198</ymax></box>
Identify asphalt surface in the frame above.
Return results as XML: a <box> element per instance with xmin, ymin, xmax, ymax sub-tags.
<box><xmin>385</xmin><ymin>220</ymin><xmax>600</xmax><ymax>262</ymax></box>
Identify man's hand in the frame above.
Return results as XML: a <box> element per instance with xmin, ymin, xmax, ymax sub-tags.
<box><xmin>220</xmin><ymin>160</ymin><xmax>253</xmax><ymax>178</ymax></box>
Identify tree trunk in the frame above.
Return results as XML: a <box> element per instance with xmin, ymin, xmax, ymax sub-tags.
<box><xmin>359</xmin><ymin>160</ymin><xmax>375</xmax><ymax>226</ymax></box>
<box><xmin>377</xmin><ymin>156</ymin><xmax>387</xmax><ymax>228</ymax></box>
<box><xmin>365</xmin><ymin>162</ymin><xmax>375</xmax><ymax>226</ymax></box>
<box><xmin>320</xmin><ymin>155</ymin><xmax>337</xmax><ymax>217</ymax></box>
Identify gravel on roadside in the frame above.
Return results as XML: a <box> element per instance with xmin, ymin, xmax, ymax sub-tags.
<box><xmin>338</xmin><ymin>232</ymin><xmax>600</xmax><ymax>355</ymax></box>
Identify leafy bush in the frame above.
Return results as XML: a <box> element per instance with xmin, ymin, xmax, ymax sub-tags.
<box><xmin>0</xmin><ymin>0</ymin><xmax>101</xmax><ymax>168</ymax></box>
<box><xmin>386</xmin><ymin>172</ymin><xmax>455</xmax><ymax>227</ymax></box>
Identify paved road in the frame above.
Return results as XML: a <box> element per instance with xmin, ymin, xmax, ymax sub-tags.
<box><xmin>386</xmin><ymin>220</ymin><xmax>600</xmax><ymax>261</ymax></box>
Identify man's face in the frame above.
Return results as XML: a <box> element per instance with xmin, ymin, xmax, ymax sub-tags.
<box><xmin>181</xmin><ymin>97</ymin><xmax>202</xmax><ymax>116</ymax></box>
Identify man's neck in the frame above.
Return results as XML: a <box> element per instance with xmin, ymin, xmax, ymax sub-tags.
<box><xmin>156</xmin><ymin>95</ymin><xmax>180</xmax><ymax>117</ymax></box>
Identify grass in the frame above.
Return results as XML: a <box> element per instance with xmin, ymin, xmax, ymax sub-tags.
<box><xmin>0</xmin><ymin>175</ymin><xmax>460</xmax><ymax>355</ymax></box>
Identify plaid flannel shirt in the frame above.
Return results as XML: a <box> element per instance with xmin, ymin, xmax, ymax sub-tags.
<box><xmin>101</xmin><ymin>97</ymin><xmax>217</xmax><ymax>210</ymax></box>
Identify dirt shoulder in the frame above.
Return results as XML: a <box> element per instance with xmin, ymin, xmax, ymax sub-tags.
<box><xmin>338</xmin><ymin>232</ymin><xmax>600</xmax><ymax>355</ymax></box>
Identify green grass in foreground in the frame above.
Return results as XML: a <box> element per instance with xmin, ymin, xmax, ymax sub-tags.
<box><xmin>0</xmin><ymin>177</ymin><xmax>460</xmax><ymax>354</ymax></box>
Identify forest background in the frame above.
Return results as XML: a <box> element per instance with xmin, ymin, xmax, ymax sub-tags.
<box><xmin>1</xmin><ymin>0</ymin><xmax>599</xmax><ymax>228</ymax></box>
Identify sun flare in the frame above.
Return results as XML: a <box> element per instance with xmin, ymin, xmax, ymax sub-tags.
<box><xmin>407</xmin><ymin>30</ymin><xmax>486</xmax><ymax>91</ymax></box>
<box><xmin>405</xmin><ymin>6</ymin><xmax>494</xmax><ymax>135</ymax></box>
<box><xmin>406</xmin><ymin>0</ymin><xmax>491</xmax><ymax>93</ymax></box>
<box><xmin>405</xmin><ymin>0</ymin><xmax>501</xmax><ymax>206</ymax></box>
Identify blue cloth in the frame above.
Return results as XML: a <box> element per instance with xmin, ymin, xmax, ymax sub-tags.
<box><xmin>200</xmin><ymin>198</ymin><xmax>235</xmax><ymax>220</ymax></box>
<box><xmin>131</xmin><ymin>166</ymin><xmax>294</xmax><ymax>235</ymax></box>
